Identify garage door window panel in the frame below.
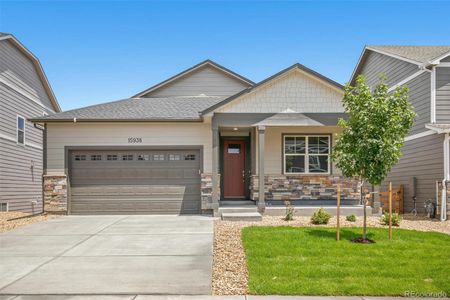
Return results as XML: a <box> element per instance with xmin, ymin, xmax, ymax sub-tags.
<box><xmin>107</xmin><ymin>155</ymin><xmax>118</xmax><ymax>161</ymax></box>
<box><xmin>122</xmin><ymin>154</ymin><xmax>133</xmax><ymax>161</ymax></box>
<box><xmin>153</xmin><ymin>154</ymin><xmax>165</xmax><ymax>161</ymax></box>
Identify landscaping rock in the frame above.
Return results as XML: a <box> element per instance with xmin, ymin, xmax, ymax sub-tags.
<box><xmin>0</xmin><ymin>212</ymin><xmax>59</xmax><ymax>233</ymax></box>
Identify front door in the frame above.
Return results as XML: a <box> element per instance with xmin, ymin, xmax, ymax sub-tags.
<box><xmin>223</xmin><ymin>140</ymin><xmax>246</xmax><ymax>198</ymax></box>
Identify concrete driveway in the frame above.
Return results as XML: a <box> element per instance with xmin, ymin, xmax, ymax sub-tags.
<box><xmin>0</xmin><ymin>215</ymin><xmax>213</xmax><ymax>295</ymax></box>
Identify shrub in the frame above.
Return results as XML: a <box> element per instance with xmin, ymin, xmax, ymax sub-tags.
<box><xmin>380</xmin><ymin>212</ymin><xmax>402</xmax><ymax>226</ymax></box>
<box><xmin>346</xmin><ymin>214</ymin><xmax>357</xmax><ymax>222</ymax></box>
<box><xmin>311</xmin><ymin>208</ymin><xmax>331</xmax><ymax>225</ymax></box>
<box><xmin>284</xmin><ymin>200</ymin><xmax>295</xmax><ymax>221</ymax></box>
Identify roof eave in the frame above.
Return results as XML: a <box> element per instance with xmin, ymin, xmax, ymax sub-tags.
<box><xmin>28</xmin><ymin>118</ymin><xmax>204</xmax><ymax>123</ymax></box>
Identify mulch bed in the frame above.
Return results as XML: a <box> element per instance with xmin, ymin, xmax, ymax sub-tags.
<box><xmin>0</xmin><ymin>212</ymin><xmax>60</xmax><ymax>233</ymax></box>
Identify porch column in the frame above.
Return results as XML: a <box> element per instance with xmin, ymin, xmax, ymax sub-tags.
<box><xmin>257</xmin><ymin>125</ymin><xmax>266</xmax><ymax>212</ymax></box>
<box><xmin>212</xmin><ymin>127</ymin><xmax>220</xmax><ymax>216</ymax></box>
<box><xmin>441</xmin><ymin>133</ymin><xmax>449</xmax><ymax>221</ymax></box>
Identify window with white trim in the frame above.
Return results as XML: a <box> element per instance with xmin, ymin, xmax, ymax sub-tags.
<box><xmin>17</xmin><ymin>116</ymin><xmax>25</xmax><ymax>144</ymax></box>
<box><xmin>283</xmin><ymin>135</ymin><xmax>330</xmax><ymax>174</ymax></box>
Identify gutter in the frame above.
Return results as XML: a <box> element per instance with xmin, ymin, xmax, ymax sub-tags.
<box><xmin>28</xmin><ymin>118</ymin><xmax>205</xmax><ymax>123</ymax></box>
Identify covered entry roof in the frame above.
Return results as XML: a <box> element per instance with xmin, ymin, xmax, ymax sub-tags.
<box><xmin>252</xmin><ymin>113</ymin><xmax>346</xmax><ymax>127</ymax></box>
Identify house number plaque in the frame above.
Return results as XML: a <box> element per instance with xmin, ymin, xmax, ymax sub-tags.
<box><xmin>128</xmin><ymin>137</ymin><xmax>142</xmax><ymax>143</ymax></box>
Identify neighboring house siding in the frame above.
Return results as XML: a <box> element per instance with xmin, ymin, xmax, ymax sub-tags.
<box><xmin>380</xmin><ymin>133</ymin><xmax>443</xmax><ymax>214</ymax></box>
<box><xmin>0</xmin><ymin>39</ymin><xmax>54</xmax><ymax>213</ymax></box>
<box><xmin>142</xmin><ymin>65</ymin><xmax>249</xmax><ymax>97</ymax></box>
<box><xmin>408</xmin><ymin>72</ymin><xmax>431</xmax><ymax>135</ymax></box>
<box><xmin>436</xmin><ymin>67</ymin><xmax>450</xmax><ymax>123</ymax></box>
<box><xmin>217</xmin><ymin>70</ymin><xmax>344</xmax><ymax>113</ymax></box>
<box><xmin>359</xmin><ymin>51</ymin><xmax>419</xmax><ymax>88</ymax></box>
<box><xmin>0</xmin><ymin>40</ymin><xmax>54</xmax><ymax>110</ymax></box>
<box><xmin>46</xmin><ymin>122</ymin><xmax>213</xmax><ymax>174</ymax></box>
<box><xmin>441</xmin><ymin>56</ymin><xmax>450</xmax><ymax>62</ymax></box>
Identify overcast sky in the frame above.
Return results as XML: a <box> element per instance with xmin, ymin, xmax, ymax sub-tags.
<box><xmin>1</xmin><ymin>0</ymin><xmax>449</xmax><ymax>111</ymax></box>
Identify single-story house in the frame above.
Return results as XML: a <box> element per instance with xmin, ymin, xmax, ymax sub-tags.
<box><xmin>31</xmin><ymin>60</ymin><xmax>361</xmax><ymax>216</ymax></box>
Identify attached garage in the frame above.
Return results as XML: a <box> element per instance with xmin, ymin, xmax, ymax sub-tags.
<box><xmin>68</xmin><ymin>148</ymin><xmax>202</xmax><ymax>215</ymax></box>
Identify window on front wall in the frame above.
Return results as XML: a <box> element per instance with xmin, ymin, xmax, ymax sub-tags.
<box><xmin>17</xmin><ymin>116</ymin><xmax>25</xmax><ymax>144</ymax></box>
<box><xmin>284</xmin><ymin>135</ymin><xmax>330</xmax><ymax>174</ymax></box>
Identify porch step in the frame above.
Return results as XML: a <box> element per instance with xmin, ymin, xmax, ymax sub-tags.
<box><xmin>221</xmin><ymin>212</ymin><xmax>262</xmax><ymax>221</ymax></box>
<box><xmin>219</xmin><ymin>206</ymin><xmax>258</xmax><ymax>214</ymax></box>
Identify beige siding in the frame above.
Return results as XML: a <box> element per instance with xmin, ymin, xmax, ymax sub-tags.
<box><xmin>217</xmin><ymin>69</ymin><xmax>344</xmax><ymax>113</ymax></box>
<box><xmin>261</xmin><ymin>126</ymin><xmax>342</xmax><ymax>174</ymax></box>
<box><xmin>46</xmin><ymin>122</ymin><xmax>213</xmax><ymax>174</ymax></box>
<box><xmin>142</xmin><ymin>65</ymin><xmax>249</xmax><ymax>97</ymax></box>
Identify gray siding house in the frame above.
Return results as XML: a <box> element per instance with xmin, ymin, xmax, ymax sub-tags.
<box><xmin>0</xmin><ymin>33</ymin><xmax>61</xmax><ymax>213</ymax></box>
<box><xmin>31</xmin><ymin>60</ymin><xmax>360</xmax><ymax>216</ymax></box>
<box><xmin>351</xmin><ymin>45</ymin><xmax>450</xmax><ymax>218</ymax></box>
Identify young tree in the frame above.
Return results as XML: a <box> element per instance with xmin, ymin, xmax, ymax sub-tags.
<box><xmin>332</xmin><ymin>75</ymin><xmax>415</xmax><ymax>242</ymax></box>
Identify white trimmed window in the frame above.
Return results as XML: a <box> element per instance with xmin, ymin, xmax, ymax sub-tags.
<box><xmin>283</xmin><ymin>135</ymin><xmax>330</xmax><ymax>174</ymax></box>
<box><xmin>17</xmin><ymin>115</ymin><xmax>25</xmax><ymax>145</ymax></box>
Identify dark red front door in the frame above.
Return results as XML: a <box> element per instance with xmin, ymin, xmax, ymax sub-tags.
<box><xmin>223</xmin><ymin>140</ymin><xmax>245</xmax><ymax>198</ymax></box>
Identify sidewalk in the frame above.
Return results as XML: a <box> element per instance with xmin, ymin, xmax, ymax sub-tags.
<box><xmin>1</xmin><ymin>296</ymin><xmax>447</xmax><ymax>300</ymax></box>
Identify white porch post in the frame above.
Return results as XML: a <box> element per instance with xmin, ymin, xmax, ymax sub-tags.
<box><xmin>257</xmin><ymin>125</ymin><xmax>266</xmax><ymax>212</ymax></box>
<box><xmin>212</xmin><ymin>127</ymin><xmax>220</xmax><ymax>216</ymax></box>
<box><xmin>441</xmin><ymin>133</ymin><xmax>449</xmax><ymax>221</ymax></box>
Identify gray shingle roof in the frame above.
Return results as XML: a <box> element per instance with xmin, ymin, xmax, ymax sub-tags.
<box><xmin>368</xmin><ymin>45</ymin><xmax>450</xmax><ymax>64</ymax></box>
<box><xmin>31</xmin><ymin>96</ymin><xmax>225</xmax><ymax>122</ymax></box>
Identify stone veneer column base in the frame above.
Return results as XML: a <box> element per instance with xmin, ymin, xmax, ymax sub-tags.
<box><xmin>250</xmin><ymin>174</ymin><xmax>360</xmax><ymax>203</ymax></box>
<box><xmin>201</xmin><ymin>173</ymin><xmax>220</xmax><ymax>214</ymax></box>
<box><xmin>43</xmin><ymin>175</ymin><xmax>68</xmax><ymax>213</ymax></box>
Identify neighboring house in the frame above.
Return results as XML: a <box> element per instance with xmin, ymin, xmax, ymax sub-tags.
<box><xmin>0</xmin><ymin>32</ymin><xmax>61</xmax><ymax>213</ymax></box>
<box><xmin>351</xmin><ymin>45</ymin><xmax>450</xmax><ymax>218</ymax></box>
<box><xmin>31</xmin><ymin>59</ymin><xmax>360</xmax><ymax>216</ymax></box>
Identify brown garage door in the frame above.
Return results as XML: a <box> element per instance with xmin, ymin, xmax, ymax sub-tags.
<box><xmin>69</xmin><ymin>149</ymin><xmax>201</xmax><ymax>215</ymax></box>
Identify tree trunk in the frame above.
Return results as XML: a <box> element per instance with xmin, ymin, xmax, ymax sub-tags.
<box><xmin>360</xmin><ymin>178</ymin><xmax>367</xmax><ymax>240</ymax></box>
<box><xmin>363</xmin><ymin>197</ymin><xmax>367</xmax><ymax>240</ymax></box>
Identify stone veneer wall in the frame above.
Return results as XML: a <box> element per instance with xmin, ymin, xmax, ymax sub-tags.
<box><xmin>43</xmin><ymin>175</ymin><xmax>67</xmax><ymax>213</ymax></box>
<box><xmin>201</xmin><ymin>173</ymin><xmax>220</xmax><ymax>211</ymax></box>
<box><xmin>251</xmin><ymin>174</ymin><xmax>360</xmax><ymax>203</ymax></box>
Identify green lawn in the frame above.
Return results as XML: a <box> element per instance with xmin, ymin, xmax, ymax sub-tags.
<box><xmin>242</xmin><ymin>226</ymin><xmax>450</xmax><ymax>296</ymax></box>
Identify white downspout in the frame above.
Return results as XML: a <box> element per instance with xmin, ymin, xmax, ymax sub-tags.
<box><xmin>441</xmin><ymin>133</ymin><xmax>449</xmax><ymax>221</ymax></box>
<box><xmin>431</xmin><ymin>66</ymin><xmax>436</xmax><ymax>124</ymax></box>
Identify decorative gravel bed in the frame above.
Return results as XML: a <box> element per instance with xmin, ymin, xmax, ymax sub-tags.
<box><xmin>0</xmin><ymin>212</ymin><xmax>59</xmax><ymax>233</ymax></box>
<box><xmin>212</xmin><ymin>214</ymin><xmax>450</xmax><ymax>295</ymax></box>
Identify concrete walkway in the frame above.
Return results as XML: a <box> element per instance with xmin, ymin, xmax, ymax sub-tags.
<box><xmin>0</xmin><ymin>295</ymin><xmax>446</xmax><ymax>299</ymax></box>
<box><xmin>0</xmin><ymin>215</ymin><xmax>213</xmax><ymax>295</ymax></box>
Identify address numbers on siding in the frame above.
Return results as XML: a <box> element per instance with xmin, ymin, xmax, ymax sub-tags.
<box><xmin>128</xmin><ymin>137</ymin><xmax>143</xmax><ymax>143</ymax></box>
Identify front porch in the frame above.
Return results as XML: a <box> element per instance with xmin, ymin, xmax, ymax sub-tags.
<box><xmin>208</xmin><ymin>113</ymin><xmax>362</xmax><ymax>217</ymax></box>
